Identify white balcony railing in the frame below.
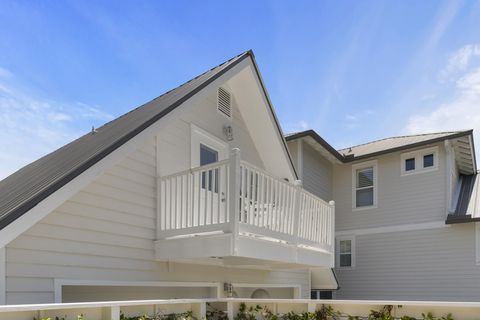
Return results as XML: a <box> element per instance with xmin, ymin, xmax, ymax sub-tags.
<box><xmin>156</xmin><ymin>149</ymin><xmax>334</xmax><ymax>253</ymax></box>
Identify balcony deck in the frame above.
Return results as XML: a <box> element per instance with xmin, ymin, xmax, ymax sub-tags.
<box><xmin>154</xmin><ymin>149</ymin><xmax>335</xmax><ymax>268</ymax></box>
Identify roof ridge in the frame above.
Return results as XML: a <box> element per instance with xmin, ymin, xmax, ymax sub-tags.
<box><xmin>98</xmin><ymin>50</ymin><xmax>251</xmax><ymax>131</ymax></box>
<box><xmin>338</xmin><ymin>130</ymin><xmax>469</xmax><ymax>152</ymax></box>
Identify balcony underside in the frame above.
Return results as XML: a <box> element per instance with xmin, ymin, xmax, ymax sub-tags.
<box><xmin>154</xmin><ymin>232</ymin><xmax>333</xmax><ymax>269</ymax></box>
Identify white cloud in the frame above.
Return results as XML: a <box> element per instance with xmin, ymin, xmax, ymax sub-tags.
<box><xmin>404</xmin><ymin>63</ymin><xmax>480</xmax><ymax>161</ymax></box>
<box><xmin>439</xmin><ymin>44</ymin><xmax>480</xmax><ymax>81</ymax></box>
<box><xmin>0</xmin><ymin>68</ymin><xmax>113</xmax><ymax>179</ymax></box>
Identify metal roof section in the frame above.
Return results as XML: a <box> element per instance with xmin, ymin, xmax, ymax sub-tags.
<box><xmin>446</xmin><ymin>173</ymin><xmax>480</xmax><ymax>224</ymax></box>
<box><xmin>286</xmin><ymin>130</ymin><xmax>476</xmax><ymax>172</ymax></box>
<box><xmin>0</xmin><ymin>50</ymin><xmax>298</xmax><ymax>230</ymax></box>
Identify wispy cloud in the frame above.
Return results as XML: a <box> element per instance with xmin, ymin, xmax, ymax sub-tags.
<box><xmin>0</xmin><ymin>67</ymin><xmax>113</xmax><ymax>179</ymax></box>
<box><xmin>344</xmin><ymin>110</ymin><xmax>376</xmax><ymax>130</ymax></box>
<box><xmin>404</xmin><ymin>44</ymin><xmax>480</xmax><ymax>160</ymax></box>
<box><xmin>283</xmin><ymin>120</ymin><xmax>310</xmax><ymax>134</ymax></box>
<box><xmin>439</xmin><ymin>44</ymin><xmax>480</xmax><ymax>81</ymax></box>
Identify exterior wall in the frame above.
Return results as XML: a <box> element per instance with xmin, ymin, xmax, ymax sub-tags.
<box><xmin>302</xmin><ymin>143</ymin><xmax>333</xmax><ymax>201</ymax></box>
<box><xmin>335</xmin><ymin>223</ymin><xmax>480</xmax><ymax>301</ymax></box>
<box><xmin>333</xmin><ymin>142</ymin><xmax>447</xmax><ymax>231</ymax></box>
<box><xmin>4</xmin><ymin>84</ymin><xmax>309</xmax><ymax>304</ymax></box>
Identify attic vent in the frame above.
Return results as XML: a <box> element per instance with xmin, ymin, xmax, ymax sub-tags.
<box><xmin>217</xmin><ymin>87</ymin><xmax>232</xmax><ymax>119</ymax></box>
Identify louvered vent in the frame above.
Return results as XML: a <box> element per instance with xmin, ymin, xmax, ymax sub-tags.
<box><xmin>217</xmin><ymin>87</ymin><xmax>232</xmax><ymax>119</ymax></box>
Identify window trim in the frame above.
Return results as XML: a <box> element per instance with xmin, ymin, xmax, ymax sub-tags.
<box><xmin>400</xmin><ymin>146</ymin><xmax>439</xmax><ymax>176</ymax></box>
<box><xmin>190</xmin><ymin>124</ymin><xmax>228</xmax><ymax>168</ymax></box>
<box><xmin>336</xmin><ymin>235</ymin><xmax>355</xmax><ymax>269</ymax></box>
<box><xmin>352</xmin><ymin>160</ymin><xmax>378</xmax><ymax>211</ymax></box>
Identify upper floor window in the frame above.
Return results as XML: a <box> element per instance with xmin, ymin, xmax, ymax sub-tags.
<box><xmin>400</xmin><ymin>147</ymin><xmax>438</xmax><ymax>176</ymax></box>
<box><xmin>352</xmin><ymin>160</ymin><xmax>378</xmax><ymax>210</ymax></box>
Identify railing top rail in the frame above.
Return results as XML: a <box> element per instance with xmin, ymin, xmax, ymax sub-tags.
<box><xmin>298</xmin><ymin>188</ymin><xmax>334</xmax><ymax>208</ymax></box>
<box><xmin>159</xmin><ymin>159</ymin><xmax>230</xmax><ymax>180</ymax></box>
<box><xmin>2</xmin><ymin>298</ymin><xmax>480</xmax><ymax>312</ymax></box>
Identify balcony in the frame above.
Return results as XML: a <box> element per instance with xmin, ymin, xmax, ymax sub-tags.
<box><xmin>154</xmin><ymin>149</ymin><xmax>335</xmax><ymax>269</ymax></box>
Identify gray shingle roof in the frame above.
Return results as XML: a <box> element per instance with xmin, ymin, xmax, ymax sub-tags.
<box><xmin>0</xmin><ymin>51</ymin><xmax>252</xmax><ymax>230</ymax></box>
<box><xmin>287</xmin><ymin>130</ymin><xmax>473</xmax><ymax>163</ymax></box>
<box><xmin>338</xmin><ymin>131</ymin><xmax>469</xmax><ymax>158</ymax></box>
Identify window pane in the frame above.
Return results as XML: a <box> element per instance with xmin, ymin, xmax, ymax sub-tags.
<box><xmin>339</xmin><ymin>240</ymin><xmax>351</xmax><ymax>254</ymax></box>
<box><xmin>200</xmin><ymin>144</ymin><xmax>218</xmax><ymax>166</ymax></box>
<box><xmin>319</xmin><ymin>291</ymin><xmax>333</xmax><ymax>299</ymax></box>
<box><xmin>357</xmin><ymin>167</ymin><xmax>373</xmax><ymax>188</ymax></box>
<box><xmin>340</xmin><ymin>254</ymin><xmax>352</xmax><ymax>267</ymax></box>
<box><xmin>200</xmin><ymin>144</ymin><xmax>219</xmax><ymax>192</ymax></box>
<box><xmin>356</xmin><ymin>187</ymin><xmax>373</xmax><ymax>207</ymax></box>
<box><xmin>423</xmin><ymin>154</ymin><xmax>434</xmax><ymax>168</ymax></box>
<box><xmin>405</xmin><ymin>158</ymin><xmax>415</xmax><ymax>171</ymax></box>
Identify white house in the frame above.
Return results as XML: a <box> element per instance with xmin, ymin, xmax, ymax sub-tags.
<box><xmin>286</xmin><ymin>130</ymin><xmax>479</xmax><ymax>301</ymax></box>
<box><xmin>0</xmin><ymin>51</ymin><xmax>337</xmax><ymax>305</ymax></box>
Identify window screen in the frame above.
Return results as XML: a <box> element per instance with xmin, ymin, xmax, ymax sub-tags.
<box><xmin>356</xmin><ymin>167</ymin><xmax>374</xmax><ymax>207</ymax></box>
<box><xmin>423</xmin><ymin>154</ymin><xmax>434</xmax><ymax>168</ymax></box>
<box><xmin>405</xmin><ymin>158</ymin><xmax>415</xmax><ymax>171</ymax></box>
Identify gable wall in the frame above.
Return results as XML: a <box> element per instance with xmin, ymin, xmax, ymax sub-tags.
<box><xmin>4</xmin><ymin>83</ymin><xmax>309</xmax><ymax>304</ymax></box>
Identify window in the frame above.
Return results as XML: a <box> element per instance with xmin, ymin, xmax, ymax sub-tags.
<box><xmin>400</xmin><ymin>147</ymin><xmax>438</xmax><ymax>176</ymax></box>
<box><xmin>405</xmin><ymin>158</ymin><xmax>415</xmax><ymax>171</ymax></box>
<box><xmin>352</xmin><ymin>160</ymin><xmax>377</xmax><ymax>209</ymax></box>
<box><xmin>423</xmin><ymin>154</ymin><xmax>434</xmax><ymax>168</ymax></box>
<box><xmin>200</xmin><ymin>144</ymin><xmax>219</xmax><ymax>192</ymax></box>
<box><xmin>339</xmin><ymin>239</ymin><xmax>352</xmax><ymax>267</ymax></box>
<box><xmin>336</xmin><ymin>236</ymin><xmax>355</xmax><ymax>268</ymax></box>
<box><xmin>311</xmin><ymin>290</ymin><xmax>333</xmax><ymax>300</ymax></box>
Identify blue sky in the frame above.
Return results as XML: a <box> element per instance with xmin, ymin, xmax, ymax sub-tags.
<box><xmin>1</xmin><ymin>1</ymin><xmax>480</xmax><ymax>178</ymax></box>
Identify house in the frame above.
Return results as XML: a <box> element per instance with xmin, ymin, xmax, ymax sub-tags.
<box><xmin>0</xmin><ymin>51</ymin><xmax>337</xmax><ymax>305</ymax></box>
<box><xmin>286</xmin><ymin>129</ymin><xmax>479</xmax><ymax>301</ymax></box>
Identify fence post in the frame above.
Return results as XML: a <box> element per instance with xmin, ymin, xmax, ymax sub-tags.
<box><xmin>228</xmin><ymin>149</ymin><xmax>241</xmax><ymax>253</ymax></box>
<box><xmin>329</xmin><ymin>200</ymin><xmax>335</xmax><ymax>267</ymax></box>
<box><xmin>293</xmin><ymin>180</ymin><xmax>302</xmax><ymax>246</ymax></box>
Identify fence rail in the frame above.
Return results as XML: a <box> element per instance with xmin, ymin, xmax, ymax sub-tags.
<box><xmin>157</xmin><ymin>149</ymin><xmax>335</xmax><ymax>253</ymax></box>
<box><xmin>2</xmin><ymin>298</ymin><xmax>480</xmax><ymax>320</ymax></box>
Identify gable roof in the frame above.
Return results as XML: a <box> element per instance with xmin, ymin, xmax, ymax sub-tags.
<box><xmin>287</xmin><ymin>130</ymin><xmax>474</xmax><ymax>164</ymax></box>
<box><xmin>337</xmin><ymin>131</ymin><xmax>471</xmax><ymax>159</ymax></box>
<box><xmin>0</xmin><ymin>50</ymin><xmax>296</xmax><ymax>231</ymax></box>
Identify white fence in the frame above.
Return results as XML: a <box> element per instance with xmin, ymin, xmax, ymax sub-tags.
<box><xmin>157</xmin><ymin>149</ymin><xmax>335</xmax><ymax>252</ymax></box>
<box><xmin>2</xmin><ymin>298</ymin><xmax>480</xmax><ymax>320</ymax></box>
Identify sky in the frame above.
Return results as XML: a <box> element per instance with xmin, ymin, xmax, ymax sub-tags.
<box><xmin>0</xmin><ymin>1</ymin><xmax>480</xmax><ymax>179</ymax></box>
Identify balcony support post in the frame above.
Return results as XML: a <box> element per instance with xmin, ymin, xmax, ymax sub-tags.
<box><xmin>293</xmin><ymin>180</ymin><xmax>302</xmax><ymax>246</ymax></box>
<box><xmin>228</xmin><ymin>148</ymin><xmax>241</xmax><ymax>253</ymax></box>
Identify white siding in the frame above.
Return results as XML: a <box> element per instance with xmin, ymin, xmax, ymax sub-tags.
<box><xmin>302</xmin><ymin>143</ymin><xmax>333</xmax><ymax>201</ymax></box>
<box><xmin>335</xmin><ymin>224</ymin><xmax>480</xmax><ymax>301</ymax></box>
<box><xmin>4</xmin><ymin>83</ymin><xmax>308</xmax><ymax>304</ymax></box>
<box><xmin>333</xmin><ymin>142</ymin><xmax>447</xmax><ymax>231</ymax></box>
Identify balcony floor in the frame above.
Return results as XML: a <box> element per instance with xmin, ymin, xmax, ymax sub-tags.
<box><xmin>154</xmin><ymin>232</ymin><xmax>333</xmax><ymax>269</ymax></box>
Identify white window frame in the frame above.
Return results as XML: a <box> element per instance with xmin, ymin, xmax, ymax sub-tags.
<box><xmin>336</xmin><ymin>235</ymin><xmax>355</xmax><ymax>269</ymax></box>
<box><xmin>352</xmin><ymin>160</ymin><xmax>378</xmax><ymax>211</ymax></box>
<box><xmin>400</xmin><ymin>146</ymin><xmax>439</xmax><ymax>176</ymax></box>
<box><xmin>190</xmin><ymin>124</ymin><xmax>228</xmax><ymax>168</ymax></box>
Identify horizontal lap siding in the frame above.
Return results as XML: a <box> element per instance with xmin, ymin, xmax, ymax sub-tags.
<box><xmin>302</xmin><ymin>143</ymin><xmax>333</xmax><ymax>201</ymax></box>
<box><xmin>335</xmin><ymin>224</ymin><xmax>480</xmax><ymax>301</ymax></box>
<box><xmin>334</xmin><ymin>143</ymin><xmax>447</xmax><ymax>231</ymax></box>
<box><xmin>5</xmin><ymin>85</ymin><xmax>309</xmax><ymax>304</ymax></box>
<box><xmin>5</xmin><ymin>139</ymin><xmax>159</xmax><ymax>304</ymax></box>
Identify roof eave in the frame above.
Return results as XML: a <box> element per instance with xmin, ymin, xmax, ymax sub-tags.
<box><xmin>343</xmin><ymin>130</ymin><xmax>474</xmax><ymax>163</ymax></box>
